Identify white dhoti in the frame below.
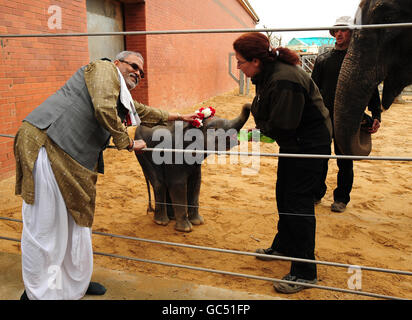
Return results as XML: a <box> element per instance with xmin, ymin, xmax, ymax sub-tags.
<box><xmin>21</xmin><ymin>147</ymin><xmax>93</xmax><ymax>300</ymax></box>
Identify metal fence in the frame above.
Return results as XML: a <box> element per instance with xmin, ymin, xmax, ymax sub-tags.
<box><xmin>1</xmin><ymin>20</ymin><xmax>412</xmax><ymax>300</ymax></box>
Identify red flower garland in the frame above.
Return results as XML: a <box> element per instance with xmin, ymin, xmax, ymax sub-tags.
<box><xmin>191</xmin><ymin>106</ymin><xmax>216</xmax><ymax>128</ymax></box>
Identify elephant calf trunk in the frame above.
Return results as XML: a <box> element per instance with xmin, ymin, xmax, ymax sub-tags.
<box><xmin>224</xmin><ymin>103</ymin><xmax>251</xmax><ymax>131</ymax></box>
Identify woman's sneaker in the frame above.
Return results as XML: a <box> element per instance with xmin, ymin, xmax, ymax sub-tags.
<box><xmin>331</xmin><ymin>201</ymin><xmax>346</xmax><ymax>212</ymax></box>
<box><xmin>255</xmin><ymin>248</ymin><xmax>284</xmax><ymax>261</ymax></box>
<box><xmin>273</xmin><ymin>273</ymin><xmax>317</xmax><ymax>294</ymax></box>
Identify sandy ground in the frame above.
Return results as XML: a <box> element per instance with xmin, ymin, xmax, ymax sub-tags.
<box><xmin>1</xmin><ymin>89</ymin><xmax>411</xmax><ymax>300</ymax></box>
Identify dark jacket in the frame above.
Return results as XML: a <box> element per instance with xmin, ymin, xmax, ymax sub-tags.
<box><xmin>311</xmin><ymin>48</ymin><xmax>381</xmax><ymax>122</ymax></box>
<box><xmin>251</xmin><ymin>61</ymin><xmax>332</xmax><ymax>153</ymax></box>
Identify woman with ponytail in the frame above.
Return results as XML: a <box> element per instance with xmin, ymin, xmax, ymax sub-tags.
<box><xmin>233</xmin><ymin>32</ymin><xmax>332</xmax><ymax>294</ymax></box>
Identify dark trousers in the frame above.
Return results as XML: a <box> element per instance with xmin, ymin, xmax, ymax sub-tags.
<box><xmin>317</xmin><ymin>139</ymin><xmax>353</xmax><ymax>204</ymax></box>
<box><xmin>271</xmin><ymin>145</ymin><xmax>330</xmax><ymax>280</ymax></box>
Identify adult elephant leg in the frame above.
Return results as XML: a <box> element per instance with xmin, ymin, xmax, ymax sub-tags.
<box><xmin>187</xmin><ymin>166</ymin><xmax>204</xmax><ymax>225</ymax></box>
<box><xmin>168</xmin><ymin>182</ymin><xmax>192</xmax><ymax>232</ymax></box>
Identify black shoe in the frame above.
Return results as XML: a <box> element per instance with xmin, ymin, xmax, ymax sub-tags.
<box><xmin>20</xmin><ymin>290</ymin><xmax>29</xmax><ymax>300</ymax></box>
<box><xmin>255</xmin><ymin>248</ymin><xmax>284</xmax><ymax>261</ymax></box>
<box><xmin>331</xmin><ymin>201</ymin><xmax>346</xmax><ymax>212</ymax></box>
<box><xmin>273</xmin><ymin>273</ymin><xmax>317</xmax><ymax>294</ymax></box>
<box><xmin>86</xmin><ymin>282</ymin><xmax>106</xmax><ymax>295</ymax></box>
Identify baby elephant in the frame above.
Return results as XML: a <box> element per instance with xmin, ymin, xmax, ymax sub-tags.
<box><xmin>134</xmin><ymin>104</ymin><xmax>251</xmax><ymax>232</ymax></box>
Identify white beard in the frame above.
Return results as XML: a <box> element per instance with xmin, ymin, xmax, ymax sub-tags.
<box><xmin>125</xmin><ymin>73</ymin><xmax>139</xmax><ymax>90</ymax></box>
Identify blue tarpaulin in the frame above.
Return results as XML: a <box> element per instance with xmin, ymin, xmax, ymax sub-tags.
<box><xmin>287</xmin><ymin>37</ymin><xmax>335</xmax><ymax>46</ymax></box>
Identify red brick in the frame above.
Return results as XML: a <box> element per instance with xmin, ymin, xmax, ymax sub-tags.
<box><xmin>0</xmin><ymin>0</ymin><xmax>256</xmax><ymax>180</ymax></box>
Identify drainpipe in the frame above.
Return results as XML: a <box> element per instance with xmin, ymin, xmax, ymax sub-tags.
<box><xmin>237</xmin><ymin>0</ymin><xmax>259</xmax><ymax>24</ymax></box>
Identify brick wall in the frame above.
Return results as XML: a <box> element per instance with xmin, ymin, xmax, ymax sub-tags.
<box><xmin>0</xmin><ymin>0</ymin><xmax>256</xmax><ymax>180</ymax></box>
<box><xmin>123</xmin><ymin>1</ymin><xmax>148</xmax><ymax>105</ymax></box>
<box><xmin>144</xmin><ymin>0</ymin><xmax>256</xmax><ymax>110</ymax></box>
<box><xmin>0</xmin><ymin>0</ymin><xmax>89</xmax><ymax>180</ymax></box>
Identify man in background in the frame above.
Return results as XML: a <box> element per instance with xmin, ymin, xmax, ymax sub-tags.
<box><xmin>311</xmin><ymin>16</ymin><xmax>381</xmax><ymax>213</ymax></box>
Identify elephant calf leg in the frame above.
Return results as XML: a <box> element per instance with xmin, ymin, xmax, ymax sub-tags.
<box><xmin>188</xmin><ymin>208</ymin><xmax>204</xmax><ymax>225</ymax></box>
<box><xmin>175</xmin><ymin>216</ymin><xmax>193</xmax><ymax>232</ymax></box>
<box><xmin>173</xmin><ymin>204</ymin><xmax>192</xmax><ymax>232</ymax></box>
<box><xmin>187</xmin><ymin>167</ymin><xmax>204</xmax><ymax>225</ymax></box>
<box><xmin>154</xmin><ymin>208</ymin><xmax>169</xmax><ymax>226</ymax></box>
<box><xmin>168</xmin><ymin>185</ymin><xmax>192</xmax><ymax>232</ymax></box>
<box><xmin>153</xmin><ymin>187</ymin><xmax>169</xmax><ymax>226</ymax></box>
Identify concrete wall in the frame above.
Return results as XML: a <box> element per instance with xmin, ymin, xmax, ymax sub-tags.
<box><xmin>143</xmin><ymin>0</ymin><xmax>256</xmax><ymax>110</ymax></box>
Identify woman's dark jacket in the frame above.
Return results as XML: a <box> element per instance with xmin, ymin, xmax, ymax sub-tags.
<box><xmin>251</xmin><ymin>61</ymin><xmax>332</xmax><ymax>153</ymax></box>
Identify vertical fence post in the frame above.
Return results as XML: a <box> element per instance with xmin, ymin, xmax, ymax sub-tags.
<box><xmin>239</xmin><ymin>70</ymin><xmax>244</xmax><ymax>95</ymax></box>
<box><xmin>228</xmin><ymin>52</ymin><xmax>249</xmax><ymax>95</ymax></box>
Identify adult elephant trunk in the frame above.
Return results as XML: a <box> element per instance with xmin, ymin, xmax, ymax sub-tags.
<box><xmin>334</xmin><ymin>41</ymin><xmax>377</xmax><ymax>156</ymax></box>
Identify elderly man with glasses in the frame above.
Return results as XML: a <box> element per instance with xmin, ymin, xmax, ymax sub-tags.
<box><xmin>14</xmin><ymin>51</ymin><xmax>196</xmax><ymax>300</ymax></box>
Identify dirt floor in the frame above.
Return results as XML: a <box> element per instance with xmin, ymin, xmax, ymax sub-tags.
<box><xmin>1</xmin><ymin>89</ymin><xmax>411</xmax><ymax>300</ymax></box>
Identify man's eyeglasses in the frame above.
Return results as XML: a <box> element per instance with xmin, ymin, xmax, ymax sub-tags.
<box><xmin>119</xmin><ymin>59</ymin><xmax>145</xmax><ymax>78</ymax></box>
